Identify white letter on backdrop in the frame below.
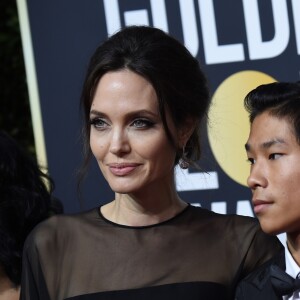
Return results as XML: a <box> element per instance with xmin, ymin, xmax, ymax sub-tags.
<box><xmin>292</xmin><ymin>0</ymin><xmax>300</xmax><ymax>55</ymax></box>
<box><xmin>150</xmin><ymin>0</ymin><xmax>169</xmax><ymax>32</ymax></box>
<box><xmin>103</xmin><ymin>0</ymin><xmax>121</xmax><ymax>36</ymax></box>
<box><xmin>104</xmin><ymin>0</ymin><xmax>168</xmax><ymax>35</ymax></box>
<box><xmin>179</xmin><ymin>0</ymin><xmax>199</xmax><ymax>56</ymax></box>
<box><xmin>198</xmin><ymin>0</ymin><xmax>245</xmax><ymax>64</ymax></box>
<box><xmin>243</xmin><ymin>0</ymin><xmax>289</xmax><ymax>60</ymax></box>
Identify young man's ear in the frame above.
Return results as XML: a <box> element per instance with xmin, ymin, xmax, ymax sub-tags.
<box><xmin>178</xmin><ymin>118</ymin><xmax>197</xmax><ymax>147</ymax></box>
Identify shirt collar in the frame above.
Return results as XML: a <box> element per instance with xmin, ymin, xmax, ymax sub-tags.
<box><xmin>284</xmin><ymin>241</ymin><xmax>300</xmax><ymax>278</ymax></box>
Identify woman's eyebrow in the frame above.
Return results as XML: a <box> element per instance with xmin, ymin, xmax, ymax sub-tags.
<box><xmin>90</xmin><ymin>109</ymin><xmax>158</xmax><ymax>118</ymax></box>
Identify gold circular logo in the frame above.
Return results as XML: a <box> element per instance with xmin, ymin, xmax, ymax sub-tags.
<box><xmin>207</xmin><ymin>70</ymin><xmax>276</xmax><ymax>186</ymax></box>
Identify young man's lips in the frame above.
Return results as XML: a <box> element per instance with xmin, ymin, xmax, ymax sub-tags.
<box><xmin>108</xmin><ymin>163</ymin><xmax>141</xmax><ymax>176</ymax></box>
<box><xmin>252</xmin><ymin>199</ymin><xmax>273</xmax><ymax>214</ymax></box>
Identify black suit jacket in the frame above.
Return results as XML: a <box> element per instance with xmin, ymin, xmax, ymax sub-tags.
<box><xmin>235</xmin><ymin>249</ymin><xmax>285</xmax><ymax>300</ymax></box>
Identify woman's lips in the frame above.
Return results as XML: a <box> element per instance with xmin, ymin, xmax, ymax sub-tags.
<box><xmin>108</xmin><ymin>163</ymin><xmax>141</xmax><ymax>176</ymax></box>
<box><xmin>252</xmin><ymin>199</ymin><xmax>273</xmax><ymax>214</ymax></box>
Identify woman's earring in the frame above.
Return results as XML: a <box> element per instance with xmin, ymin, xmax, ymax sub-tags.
<box><xmin>179</xmin><ymin>145</ymin><xmax>189</xmax><ymax>169</ymax></box>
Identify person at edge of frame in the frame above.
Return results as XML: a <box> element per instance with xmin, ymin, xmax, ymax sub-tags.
<box><xmin>235</xmin><ymin>81</ymin><xmax>300</xmax><ymax>300</ymax></box>
<box><xmin>0</xmin><ymin>131</ymin><xmax>63</xmax><ymax>300</ymax></box>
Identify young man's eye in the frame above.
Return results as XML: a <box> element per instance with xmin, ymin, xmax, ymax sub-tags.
<box><xmin>269</xmin><ymin>153</ymin><xmax>282</xmax><ymax>160</ymax></box>
<box><xmin>131</xmin><ymin>119</ymin><xmax>154</xmax><ymax>128</ymax></box>
<box><xmin>247</xmin><ymin>157</ymin><xmax>255</xmax><ymax>165</ymax></box>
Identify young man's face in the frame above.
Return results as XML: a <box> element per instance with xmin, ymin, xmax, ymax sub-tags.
<box><xmin>245</xmin><ymin>111</ymin><xmax>300</xmax><ymax>235</ymax></box>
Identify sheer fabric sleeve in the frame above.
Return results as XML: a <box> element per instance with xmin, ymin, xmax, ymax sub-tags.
<box><xmin>20</xmin><ymin>229</ymin><xmax>51</xmax><ymax>300</ymax></box>
<box><xmin>232</xmin><ymin>216</ymin><xmax>283</xmax><ymax>282</ymax></box>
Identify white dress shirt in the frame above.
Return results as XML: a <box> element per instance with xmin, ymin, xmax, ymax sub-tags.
<box><xmin>283</xmin><ymin>242</ymin><xmax>300</xmax><ymax>300</ymax></box>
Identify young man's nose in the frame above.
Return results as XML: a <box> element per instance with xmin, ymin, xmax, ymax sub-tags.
<box><xmin>247</xmin><ymin>164</ymin><xmax>268</xmax><ymax>190</ymax></box>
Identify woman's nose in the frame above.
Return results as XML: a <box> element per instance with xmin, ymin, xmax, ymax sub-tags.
<box><xmin>109</xmin><ymin>128</ymin><xmax>131</xmax><ymax>156</ymax></box>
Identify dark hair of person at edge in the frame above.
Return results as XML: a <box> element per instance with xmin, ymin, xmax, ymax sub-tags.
<box><xmin>0</xmin><ymin>130</ymin><xmax>63</xmax><ymax>298</ymax></box>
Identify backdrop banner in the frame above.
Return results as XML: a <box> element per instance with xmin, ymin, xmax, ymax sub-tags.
<box><xmin>18</xmin><ymin>0</ymin><xmax>300</xmax><ymax>214</ymax></box>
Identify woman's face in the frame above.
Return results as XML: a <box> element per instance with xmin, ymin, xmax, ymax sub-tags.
<box><xmin>89</xmin><ymin>69</ymin><xmax>179</xmax><ymax>195</ymax></box>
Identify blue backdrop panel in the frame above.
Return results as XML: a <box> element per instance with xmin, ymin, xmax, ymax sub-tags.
<box><xmin>23</xmin><ymin>0</ymin><xmax>300</xmax><ymax>213</ymax></box>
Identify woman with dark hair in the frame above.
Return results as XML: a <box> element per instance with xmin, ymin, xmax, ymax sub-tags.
<box><xmin>0</xmin><ymin>131</ymin><xmax>63</xmax><ymax>299</ymax></box>
<box><xmin>21</xmin><ymin>26</ymin><xmax>282</xmax><ymax>300</ymax></box>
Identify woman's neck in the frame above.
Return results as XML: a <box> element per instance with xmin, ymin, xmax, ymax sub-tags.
<box><xmin>101</xmin><ymin>186</ymin><xmax>187</xmax><ymax>226</ymax></box>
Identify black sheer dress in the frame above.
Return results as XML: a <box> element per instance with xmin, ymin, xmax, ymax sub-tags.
<box><xmin>20</xmin><ymin>205</ymin><xmax>282</xmax><ymax>300</ymax></box>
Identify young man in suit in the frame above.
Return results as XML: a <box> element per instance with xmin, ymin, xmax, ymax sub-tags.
<box><xmin>235</xmin><ymin>81</ymin><xmax>300</xmax><ymax>299</ymax></box>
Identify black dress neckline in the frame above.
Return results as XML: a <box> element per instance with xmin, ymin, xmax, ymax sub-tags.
<box><xmin>97</xmin><ymin>203</ymin><xmax>191</xmax><ymax>229</ymax></box>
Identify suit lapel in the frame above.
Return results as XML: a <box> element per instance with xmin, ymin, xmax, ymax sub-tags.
<box><xmin>251</xmin><ymin>249</ymin><xmax>285</xmax><ymax>299</ymax></box>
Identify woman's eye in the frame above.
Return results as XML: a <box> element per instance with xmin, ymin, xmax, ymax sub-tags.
<box><xmin>131</xmin><ymin>119</ymin><xmax>154</xmax><ymax>129</ymax></box>
<box><xmin>269</xmin><ymin>153</ymin><xmax>282</xmax><ymax>160</ymax></box>
<box><xmin>89</xmin><ymin>118</ymin><xmax>108</xmax><ymax>129</ymax></box>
